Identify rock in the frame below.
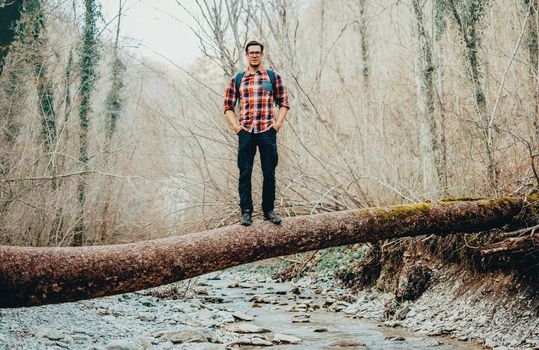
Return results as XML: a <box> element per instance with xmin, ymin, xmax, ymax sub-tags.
<box><xmin>227</xmin><ymin>281</ymin><xmax>239</xmax><ymax>288</ymax></box>
<box><xmin>250</xmin><ymin>295</ymin><xmax>271</xmax><ymax>303</ymax></box>
<box><xmin>395</xmin><ymin>302</ymin><xmax>410</xmax><ymax>320</ymax></box>
<box><xmin>525</xmin><ymin>338</ymin><xmax>539</xmax><ymax>346</ymax></box>
<box><xmin>53</xmin><ymin>340</ymin><xmax>71</xmax><ymax>348</ymax></box>
<box><xmin>275</xmin><ymin>287</ymin><xmax>288</xmax><ymax>295</ymax></box>
<box><xmin>328</xmin><ymin>339</ymin><xmax>367</xmax><ymax>347</ymax></box>
<box><xmin>160</xmin><ymin>340</ymin><xmax>174</xmax><ymax>349</ymax></box>
<box><xmin>292</xmin><ymin>317</ymin><xmax>310</xmax><ymax>323</ymax></box>
<box><xmin>215</xmin><ymin>310</ymin><xmax>235</xmax><ymax>324</ymax></box>
<box><xmin>227</xmin><ymin>324</ymin><xmax>270</xmax><ymax>334</ymax></box>
<box><xmin>426</xmin><ymin>328</ymin><xmax>443</xmax><ymax>336</ymax></box>
<box><xmin>385</xmin><ymin>336</ymin><xmax>405</xmax><ymax>341</ymax></box>
<box><xmin>232</xmin><ymin>311</ymin><xmax>254</xmax><ymax>321</ymax></box>
<box><xmin>238</xmin><ymin>282</ymin><xmax>259</xmax><ymax>289</ymax></box>
<box><xmin>273</xmin><ymin>333</ymin><xmax>303</xmax><ymax>344</ymax></box>
<box><xmin>139</xmin><ymin>312</ymin><xmax>157</xmax><ymax>321</ymax></box>
<box><xmin>422</xmin><ymin>339</ymin><xmax>443</xmax><ymax>347</ymax></box>
<box><xmin>329</xmin><ymin>301</ymin><xmax>350</xmax><ymax>312</ymax></box>
<box><xmin>72</xmin><ymin>334</ymin><xmax>91</xmax><ymax>343</ymax></box>
<box><xmin>493</xmin><ymin>346</ymin><xmax>509</xmax><ymax>350</ymax></box>
<box><xmin>313</xmin><ymin>327</ymin><xmax>328</xmax><ymax>332</ymax></box>
<box><xmin>485</xmin><ymin>338</ymin><xmax>497</xmax><ymax>347</ymax></box>
<box><xmin>290</xmin><ymin>286</ymin><xmax>301</xmax><ymax>295</ymax></box>
<box><xmin>139</xmin><ymin>337</ymin><xmax>153</xmax><ymax>349</ymax></box>
<box><xmin>36</xmin><ymin>328</ymin><xmax>64</xmax><ymax>341</ymax></box>
<box><xmin>106</xmin><ymin>340</ymin><xmax>143</xmax><ymax>350</ymax></box>
<box><xmin>102</xmin><ymin>315</ymin><xmax>116</xmax><ymax>322</ymax></box>
<box><xmin>140</xmin><ymin>299</ymin><xmax>156</xmax><ymax>307</ymax></box>
<box><xmin>382</xmin><ymin>320</ymin><xmax>402</xmax><ymax>328</ymax></box>
<box><xmin>182</xmin><ymin>344</ymin><xmax>226</xmax><ymax>350</ymax></box>
<box><xmin>251</xmin><ymin>337</ymin><xmax>274</xmax><ymax>346</ymax></box>
<box><xmin>203</xmin><ymin>296</ymin><xmax>225</xmax><ymax>304</ymax></box>
<box><xmin>324</xmin><ymin>297</ymin><xmax>337</xmax><ymax>306</ymax></box>
<box><xmin>440</xmin><ymin>326</ymin><xmax>456</xmax><ymax>335</ymax></box>
<box><xmin>167</xmin><ymin>328</ymin><xmax>221</xmax><ymax>344</ymax></box>
<box><xmin>229</xmin><ymin>337</ymin><xmax>273</xmax><ymax>346</ymax></box>
<box><xmin>477</xmin><ymin>316</ymin><xmax>489</xmax><ymax>326</ymax></box>
<box><xmin>291</xmin><ymin>318</ymin><xmax>310</xmax><ymax>323</ymax></box>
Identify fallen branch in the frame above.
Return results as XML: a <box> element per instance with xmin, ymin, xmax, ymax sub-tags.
<box><xmin>480</xmin><ymin>234</ymin><xmax>539</xmax><ymax>256</ymax></box>
<box><xmin>0</xmin><ymin>196</ymin><xmax>537</xmax><ymax>308</ymax></box>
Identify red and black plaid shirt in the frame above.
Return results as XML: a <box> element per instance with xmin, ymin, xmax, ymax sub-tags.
<box><xmin>224</xmin><ymin>67</ymin><xmax>289</xmax><ymax>134</ymax></box>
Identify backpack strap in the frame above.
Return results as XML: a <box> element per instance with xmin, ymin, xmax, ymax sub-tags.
<box><xmin>234</xmin><ymin>71</ymin><xmax>245</xmax><ymax>106</ymax></box>
<box><xmin>267</xmin><ymin>69</ymin><xmax>276</xmax><ymax>94</ymax></box>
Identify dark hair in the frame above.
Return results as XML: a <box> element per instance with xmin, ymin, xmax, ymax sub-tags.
<box><xmin>245</xmin><ymin>40</ymin><xmax>264</xmax><ymax>53</ymax></box>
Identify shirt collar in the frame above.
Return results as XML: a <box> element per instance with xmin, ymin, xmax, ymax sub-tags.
<box><xmin>245</xmin><ymin>65</ymin><xmax>267</xmax><ymax>76</ymax></box>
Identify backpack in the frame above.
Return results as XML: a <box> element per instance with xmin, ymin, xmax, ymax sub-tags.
<box><xmin>234</xmin><ymin>69</ymin><xmax>277</xmax><ymax>106</ymax></box>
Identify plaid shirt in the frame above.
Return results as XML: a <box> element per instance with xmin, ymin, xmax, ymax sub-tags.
<box><xmin>224</xmin><ymin>67</ymin><xmax>289</xmax><ymax>134</ymax></box>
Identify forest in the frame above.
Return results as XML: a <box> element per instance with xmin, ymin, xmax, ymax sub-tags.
<box><xmin>0</xmin><ymin>0</ymin><xmax>537</xmax><ymax>247</ymax></box>
<box><xmin>0</xmin><ymin>0</ymin><xmax>538</xmax><ymax>349</ymax></box>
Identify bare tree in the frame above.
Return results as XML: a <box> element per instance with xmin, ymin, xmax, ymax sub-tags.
<box><xmin>411</xmin><ymin>0</ymin><xmax>441</xmax><ymax>196</ymax></box>
<box><xmin>524</xmin><ymin>0</ymin><xmax>539</xmax><ymax>144</ymax></box>
<box><xmin>74</xmin><ymin>0</ymin><xmax>100</xmax><ymax>246</ymax></box>
<box><xmin>176</xmin><ymin>0</ymin><xmax>251</xmax><ymax>79</ymax></box>
<box><xmin>444</xmin><ymin>0</ymin><xmax>499</xmax><ymax>193</ymax></box>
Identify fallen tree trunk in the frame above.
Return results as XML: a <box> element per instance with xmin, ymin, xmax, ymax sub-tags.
<box><xmin>0</xmin><ymin>197</ymin><xmax>537</xmax><ymax>308</ymax></box>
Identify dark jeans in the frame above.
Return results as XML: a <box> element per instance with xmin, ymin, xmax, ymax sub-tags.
<box><xmin>237</xmin><ymin>128</ymin><xmax>278</xmax><ymax>214</ymax></box>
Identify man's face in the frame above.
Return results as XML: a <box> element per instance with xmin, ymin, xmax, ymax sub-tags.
<box><xmin>246</xmin><ymin>45</ymin><xmax>263</xmax><ymax>67</ymax></box>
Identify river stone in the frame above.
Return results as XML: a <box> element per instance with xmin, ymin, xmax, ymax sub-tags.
<box><xmin>250</xmin><ymin>295</ymin><xmax>267</xmax><ymax>303</ymax></box>
<box><xmin>422</xmin><ymin>339</ymin><xmax>443</xmax><ymax>347</ymax></box>
<box><xmin>167</xmin><ymin>328</ymin><xmax>221</xmax><ymax>344</ymax></box>
<box><xmin>106</xmin><ymin>340</ymin><xmax>143</xmax><ymax>350</ymax></box>
<box><xmin>232</xmin><ymin>311</ymin><xmax>254</xmax><ymax>321</ymax></box>
<box><xmin>229</xmin><ymin>337</ymin><xmax>273</xmax><ymax>347</ymax></box>
<box><xmin>385</xmin><ymin>336</ymin><xmax>405</xmax><ymax>341</ymax></box>
<box><xmin>139</xmin><ymin>312</ymin><xmax>157</xmax><ymax>321</ymax></box>
<box><xmin>191</xmin><ymin>345</ymin><xmax>227</xmax><ymax>350</ymax></box>
<box><xmin>228</xmin><ymin>324</ymin><xmax>271</xmax><ymax>334</ymax></box>
<box><xmin>313</xmin><ymin>327</ymin><xmax>328</xmax><ymax>332</ymax></box>
<box><xmin>328</xmin><ymin>339</ymin><xmax>367</xmax><ymax>347</ymax></box>
<box><xmin>36</xmin><ymin>328</ymin><xmax>64</xmax><ymax>341</ymax></box>
<box><xmin>395</xmin><ymin>302</ymin><xmax>410</xmax><ymax>320</ymax></box>
<box><xmin>251</xmin><ymin>337</ymin><xmax>274</xmax><ymax>346</ymax></box>
<box><xmin>292</xmin><ymin>317</ymin><xmax>310</xmax><ymax>323</ymax></box>
<box><xmin>273</xmin><ymin>333</ymin><xmax>303</xmax><ymax>344</ymax></box>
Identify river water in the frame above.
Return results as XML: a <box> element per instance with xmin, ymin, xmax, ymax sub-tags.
<box><xmin>202</xmin><ymin>272</ymin><xmax>482</xmax><ymax>349</ymax></box>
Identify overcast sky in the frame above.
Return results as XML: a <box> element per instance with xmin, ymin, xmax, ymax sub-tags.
<box><xmin>100</xmin><ymin>0</ymin><xmax>201</xmax><ymax>67</ymax></box>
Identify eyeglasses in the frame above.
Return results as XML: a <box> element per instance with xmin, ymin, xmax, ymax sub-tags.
<box><xmin>247</xmin><ymin>51</ymin><xmax>262</xmax><ymax>57</ymax></box>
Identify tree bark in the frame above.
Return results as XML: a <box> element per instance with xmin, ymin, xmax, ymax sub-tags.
<box><xmin>0</xmin><ymin>197</ymin><xmax>536</xmax><ymax>308</ymax></box>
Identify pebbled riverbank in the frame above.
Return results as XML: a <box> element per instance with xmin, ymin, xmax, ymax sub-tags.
<box><xmin>0</xmin><ymin>267</ymin><xmax>496</xmax><ymax>350</ymax></box>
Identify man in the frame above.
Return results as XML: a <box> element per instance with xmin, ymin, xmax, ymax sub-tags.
<box><xmin>223</xmin><ymin>40</ymin><xmax>290</xmax><ymax>226</ymax></box>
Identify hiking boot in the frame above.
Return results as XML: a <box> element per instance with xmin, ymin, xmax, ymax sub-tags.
<box><xmin>263</xmin><ymin>211</ymin><xmax>282</xmax><ymax>225</ymax></box>
<box><xmin>240</xmin><ymin>211</ymin><xmax>252</xmax><ymax>226</ymax></box>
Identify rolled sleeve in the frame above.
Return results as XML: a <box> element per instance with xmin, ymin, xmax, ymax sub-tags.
<box><xmin>223</xmin><ymin>78</ymin><xmax>237</xmax><ymax>113</ymax></box>
<box><xmin>274</xmin><ymin>72</ymin><xmax>290</xmax><ymax>109</ymax></box>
